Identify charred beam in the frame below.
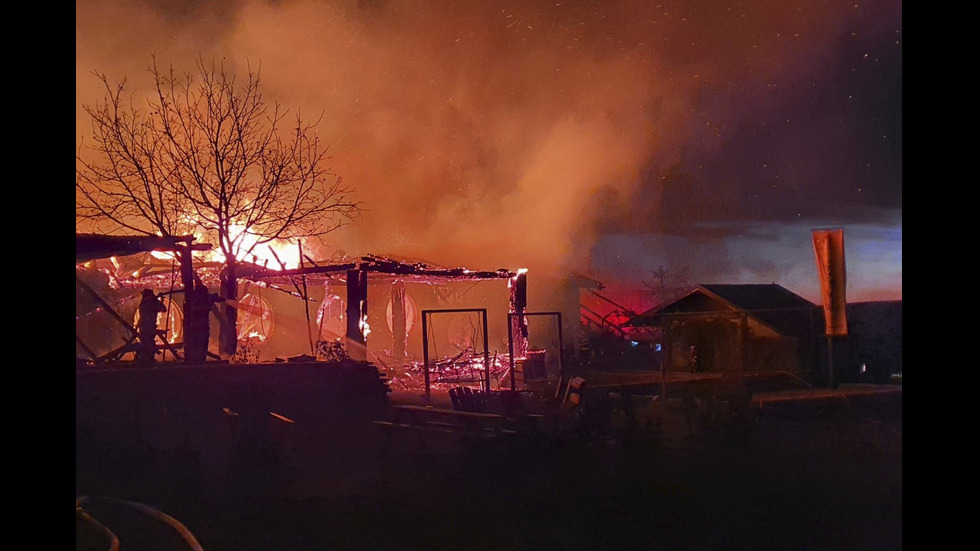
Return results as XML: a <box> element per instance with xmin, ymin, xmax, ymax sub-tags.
<box><xmin>346</xmin><ymin>269</ymin><xmax>369</xmax><ymax>361</ymax></box>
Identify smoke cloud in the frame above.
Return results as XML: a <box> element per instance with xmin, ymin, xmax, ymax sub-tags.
<box><xmin>77</xmin><ymin>0</ymin><xmax>901</xmax><ymax>301</ymax></box>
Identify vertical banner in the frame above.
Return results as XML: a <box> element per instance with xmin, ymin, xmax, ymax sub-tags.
<box><xmin>812</xmin><ymin>228</ymin><xmax>848</xmax><ymax>336</ymax></box>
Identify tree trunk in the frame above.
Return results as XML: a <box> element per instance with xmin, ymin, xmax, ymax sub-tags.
<box><xmin>219</xmin><ymin>260</ymin><xmax>239</xmax><ymax>358</ymax></box>
<box><xmin>178</xmin><ymin>245</ymin><xmax>196</xmax><ymax>361</ymax></box>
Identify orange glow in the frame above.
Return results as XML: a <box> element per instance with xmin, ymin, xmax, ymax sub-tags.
<box><xmin>149</xmin><ymin>250</ymin><xmax>177</xmax><ymax>261</ymax></box>
<box><xmin>359</xmin><ymin>311</ymin><xmax>371</xmax><ymax>338</ymax></box>
<box><xmin>133</xmin><ymin>301</ymin><xmax>183</xmax><ymax>344</ymax></box>
<box><xmin>508</xmin><ymin>268</ymin><xmax>528</xmax><ymax>288</ymax></box>
<box><xmin>269</xmin><ymin>412</ymin><xmax>295</xmax><ymax>423</ymax></box>
<box><xmin>196</xmin><ymin>223</ymin><xmax>302</xmax><ymax>270</ymax></box>
<box><xmin>316</xmin><ymin>294</ymin><xmax>346</xmax><ymax>340</ymax></box>
<box><xmin>236</xmin><ymin>293</ymin><xmax>274</xmax><ymax>341</ymax></box>
<box><xmin>385</xmin><ymin>294</ymin><xmax>418</xmax><ymax>336</ymax></box>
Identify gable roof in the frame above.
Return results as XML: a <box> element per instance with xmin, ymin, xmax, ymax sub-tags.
<box><xmin>697</xmin><ymin>284</ymin><xmax>816</xmax><ymax>313</ymax></box>
<box><xmin>626</xmin><ymin>283</ymin><xmax>817</xmax><ymax>331</ymax></box>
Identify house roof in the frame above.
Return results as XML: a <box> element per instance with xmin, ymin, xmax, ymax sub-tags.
<box><xmin>626</xmin><ymin>283</ymin><xmax>816</xmax><ymax>328</ymax></box>
<box><xmin>75</xmin><ymin>233</ymin><xmax>211</xmax><ymax>263</ymax></box>
<box><xmin>697</xmin><ymin>284</ymin><xmax>816</xmax><ymax>313</ymax></box>
<box><xmin>236</xmin><ymin>254</ymin><xmax>519</xmax><ymax>286</ymax></box>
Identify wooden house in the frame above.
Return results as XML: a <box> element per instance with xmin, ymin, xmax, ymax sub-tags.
<box><xmin>627</xmin><ymin>284</ymin><xmax>822</xmax><ymax>380</ymax></box>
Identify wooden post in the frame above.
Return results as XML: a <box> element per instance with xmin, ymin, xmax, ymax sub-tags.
<box><xmin>508</xmin><ymin>271</ymin><xmax>528</xmax><ymax>390</ymax></box>
<box><xmin>827</xmin><ymin>337</ymin><xmax>835</xmax><ymax>389</ymax></box>
<box><xmin>481</xmin><ymin>309</ymin><xmax>490</xmax><ymax>392</ymax></box>
<box><xmin>392</xmin><ymin>281</ymin><xmax>407</xmax><ymax>360</ymax></box>
<box><xmin>422</xmin><ymin>311</ymin><xmax>431</xmax><ymax>402</ymax></box>
<box><xmin>299</xmin><ymin>242</ymin><xmax>315</xmax><ymax>356</ymax></box>
<box><xmin>507</xmin><ymin>313</ymin><xmax>516</xmax><ymax>391</ymax></box>
<box><xmin>739</xmin><ymin>312</ymin><xmax>747</xmax><ymax>372</ymax></box>
<box><xmin>346</xmin><ymin>268</ymin><xmax>368</xmax><ymax>361</ymax></box>
<box><xmin>177</xmin><ymin>241</ymin><xmax>195</xmax><ymax>355</ymax></box>
<box><xmin>661</xmin><ymin>317</ymin><xmax>672</xmax><ymax>400</ymax></box>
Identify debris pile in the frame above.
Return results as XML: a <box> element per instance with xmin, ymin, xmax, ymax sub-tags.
<box><xmin>376</xmin><ymin>348</ymin><xmax>514</xmax><ymax>391</ymax></box>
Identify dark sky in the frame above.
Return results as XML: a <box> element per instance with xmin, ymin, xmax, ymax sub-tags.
<box><xmin>76</xmin><ymin>0</ymin><xmax>902</xmax><ymax>303</ymax></box>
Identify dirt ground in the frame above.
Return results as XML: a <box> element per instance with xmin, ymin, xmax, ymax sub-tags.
<box><xmin>77</xmin><ymin>387</ymin><xmax>902</xmax><ymax>551</ymax></box>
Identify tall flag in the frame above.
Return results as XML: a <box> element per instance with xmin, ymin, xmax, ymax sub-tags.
<box><xmin>812</xmin><ymin>228</ymin><xmax>848</xmax><ymax>336</ymax></box>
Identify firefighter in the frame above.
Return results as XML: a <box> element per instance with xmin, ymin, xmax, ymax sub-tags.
<box><xmin>135</xmin><ymin>288</ymin><xmax>166</xmax><ymax>366</ymax></box>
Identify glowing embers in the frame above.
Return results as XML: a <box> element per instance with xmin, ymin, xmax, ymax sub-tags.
<box><xmin>236</xmin><ymin>293</ymin><xmax>275</xmax><ymax>342</ymax></box>
<box><xmin>359</xmin><ymin>308</ymin><xmax>371</xmax><ymax>338</ymax></box>
<box><xmin>393</xmin><ymin>352</ymin><xmax>510</xmax><ymax>388</ymax></box>
<box><xmin>197</xmin><ymin>223</ymin><xmax>302</xmax><ymax>270</ymax></box>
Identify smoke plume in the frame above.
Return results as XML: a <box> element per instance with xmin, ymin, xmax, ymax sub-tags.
<box><xmin>77</xmin><ymin>0</ymin><xmax>902</xmax><ymax>301</ymax></box>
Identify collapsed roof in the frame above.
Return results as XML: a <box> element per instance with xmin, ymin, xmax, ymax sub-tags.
<box><xmin>75</xmin><ymin>233</ymin><xmax>211</xmax><ymax>263</ymax></box>
<box><xmin>237</xmin><ymin>254</ymin><xmax>520</xmax><ymax>286</ymax></box>
<box><xmin>76</xmin><ymin>233</ymin><xmax>522</xmax><ymax>300</ymax></box>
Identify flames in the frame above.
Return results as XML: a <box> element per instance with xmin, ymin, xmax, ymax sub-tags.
<box><xmin>204</xmin><ymin>224</ymin><xmax>303</xmax><ymax>269</ymax></box>
<box><xmin>136</xmin><ymin>222</ymin><xmax>303</xmax><ymax>271</ymax></box>
<box><xmin>145</xmin><ymin>222</ymin><xmax>304</xmax><ymax>269</ymax></box>
<box><xmin>507</xmin><ymin>268</ymin><xmax>528</xmax><ymax>289</ymax></box>
<box><xmin>359</xmin><ymin>310</ymin><xmax>371</xmax><ymax>338</ymax></box>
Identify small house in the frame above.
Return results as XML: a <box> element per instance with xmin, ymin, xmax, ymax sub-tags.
<box><xmin>627</xmin><ymin>284</ymin><xmax>822</xmax><ymax>379</ymax></box>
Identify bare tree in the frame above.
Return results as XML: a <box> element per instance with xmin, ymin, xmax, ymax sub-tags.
<box><xmin>77</xmin><ymin>56</ymin><xmax>361</xmax><ymax>356</ymax></box>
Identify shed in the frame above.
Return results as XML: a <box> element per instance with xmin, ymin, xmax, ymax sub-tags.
<box><xmin>626</xmin><ymin>284</ymin><xmax>821</xmax><ymax>379</ymax></box>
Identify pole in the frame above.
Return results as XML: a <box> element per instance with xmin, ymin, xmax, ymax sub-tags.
<box><xmin>508</xmin><ymin>315</ymin><xmax>515</xmax><ymax>391</ymax></box>
<box><xmin>299</xmin><ymin>241</ymin><xmax>315</xmax><ymax>356</ymax></box>
<box><xmin>422</xmin><ymin>312</ymin><xmax>431</xmax><ymax>402</ymax></box>
<box><xmin>556</xmin><ymin>311</ymin><xmax>564</xmax><ymax>395</ymax></box>
<box><xmin>827</xmin><ymin>336</ymin><xmax>835</xmax><ymax>389</ymax></box>
<box><xmin>661</xmin><ymin>316</ymin><xmax>670</xmax><ymax>400</ymax></box>
<box><xmin>482</xmin><ymin>309</ymin><xmax>490</xmax><ymax>392</ymax></box>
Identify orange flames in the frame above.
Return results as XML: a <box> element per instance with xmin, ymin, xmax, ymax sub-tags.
<box><xmin>204</xmin><ymin>224</ymin><xmax>303</xmax><ymax>269</ymax></box>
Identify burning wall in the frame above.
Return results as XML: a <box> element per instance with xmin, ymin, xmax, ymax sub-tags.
<box><xmin>76</xmin><ymin>251</ymin><xmax>529</xmax><ymax>370</ymax></box>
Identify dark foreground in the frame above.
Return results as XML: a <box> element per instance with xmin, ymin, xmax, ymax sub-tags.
<box><xmin>77</xmin><ymin>385</ymin><xmax>901</xmax><ymax>551</ymax></box>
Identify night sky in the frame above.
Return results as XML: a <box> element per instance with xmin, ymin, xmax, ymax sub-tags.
<box><xmin>76</xmin><ymin>0</ymin><xmax>901</xmax><ymax>305</ymax></box>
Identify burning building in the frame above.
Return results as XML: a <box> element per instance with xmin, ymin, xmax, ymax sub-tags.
<box><xmin>232</xmin><ymin>255</ymin><xmax>536</xmax><ymax>388</ymax></box>
<box><xmin>76</xmin><ymin>233</ymin><xmax>574</xmax><ymax>393</ymax></box>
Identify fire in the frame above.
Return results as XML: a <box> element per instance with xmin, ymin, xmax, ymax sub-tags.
<box><xmin>508</xmin><ymin>268</ymin><xmax>529</xmax><ymax>288</ymax></box>
<box><xmin>236</xmin><ymin>293</ymin><xmax>274</xmax><ymax>341</ymax></box>
<box><xmin>107</xmin><ymin>223</ymin><xmax>302</xmax><ymax>271</ymax></box>
<box><xmin>149</xmin><ymin>250</ymin><xmax>177</xmax><ymax>261</ymax></box>
<box><xmin>359</xmin><ymin>311</ymin><xmax>371</xmax><ymax>338</ymax></box>
<box><xmin>196</xmin><ymin>223</ymin><xmax>302</xmax><ymax>269</ymax></box>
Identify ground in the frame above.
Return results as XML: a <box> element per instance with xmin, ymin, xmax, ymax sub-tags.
<box><xmin>77</xmin><ymin>384</ymin><xmax>902</xmax><ymax>551</ymax></box>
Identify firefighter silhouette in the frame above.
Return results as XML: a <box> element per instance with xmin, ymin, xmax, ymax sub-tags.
<box><xmin>135</xmin><ymin>288</ymin><xmax>166</xmax><ymax>366</ymax></box>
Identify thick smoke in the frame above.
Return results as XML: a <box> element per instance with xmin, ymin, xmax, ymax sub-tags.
<box><xmin>77</xmin><ymin>0</ymin><xmax>901</xmax><ymax>301</ymax></box>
